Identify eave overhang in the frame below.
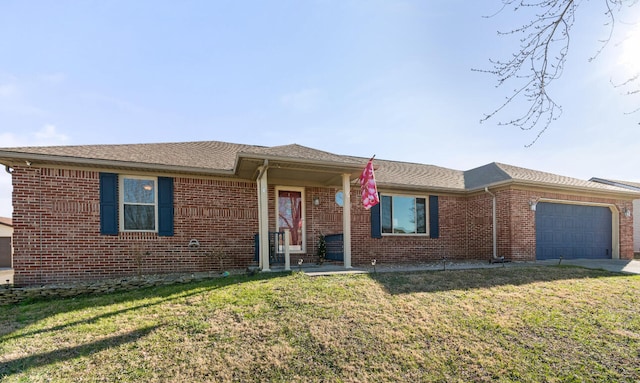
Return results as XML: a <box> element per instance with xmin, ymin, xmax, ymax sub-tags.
<box><xmin>235</xmin><ymin>152</ymin><xmax>365</xmax><ymax>186</ymax></box>
<box><xmin>0</xmin><ymin>149</ymin><xmax>368</xmax><ymax>186</ymax></box>
<box><xmin>0</xmin><ymin>151</ymin><xmax>237</xmax><ymax>177</ymax></box>
<box><xmin>467</xmin><ymin>179</ymin><xmax>640</xmax><ymax>199</ymax></box>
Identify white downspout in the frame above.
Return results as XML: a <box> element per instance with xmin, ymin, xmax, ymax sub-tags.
<box><xmin>484</xmin><ymin>187</ymin><xmax>501</xmax><ymax>261</ymax></box>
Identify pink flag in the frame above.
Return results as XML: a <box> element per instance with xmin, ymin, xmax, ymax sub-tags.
<box><xmin>359</xmin><ymin>159</ymin><xmax>380</xmax><ymax>210</ymax></box>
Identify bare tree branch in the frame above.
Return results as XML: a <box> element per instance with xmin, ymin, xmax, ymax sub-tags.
<box><xmin>477</xmin><ymin>0</ymin><xmax>638</xmax><ymax>146</ymax></box>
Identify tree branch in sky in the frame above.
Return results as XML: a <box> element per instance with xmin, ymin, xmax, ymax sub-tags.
<box><xmin>477</xmin><ymin>0</ymin><xmax>638</xmax><ymax>146</ymax></box>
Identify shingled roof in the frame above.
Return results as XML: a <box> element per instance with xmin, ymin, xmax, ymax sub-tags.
<box><xmin>0</xmin><ymin>217</ymin><xmax>12</xmax><ymax>227</ymax></box>
<box><xmin>362</xmin><ymin>158</ymin><xmax>465</xmax><ymax>191</ymax></box>
<box><xmin>241</xmin><ymin>144</ymin><xmax>363</xmax><ymax>166</ymax></box>
<box><xmin>463</xmin><ymin>162</ymin><xmax>632</xmax><ymax>193</ymax></box>
<box><xmin>0</xmin><ymin>140</ymin><xmax>636</xmax><ymax>195</ymax></box>
<box><xmin>589</xmin><ymin>178</ymin><xmax>640</xmax><ymax>192</ymax></box>
<box><xmin>0</xmin><ymin>141</ymin><xmax>257</xmax><ymax>172</ymax></box>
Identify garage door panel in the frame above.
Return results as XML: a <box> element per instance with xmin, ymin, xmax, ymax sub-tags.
<box><xmin>536</xmin><ymin>203</ymin><xmax>612</xmax><ymax>260</ymax></box>
<box><xmin>0</xmin><ymin>237</ymin><xmax>10</xmax><ymax>268</ymax></box>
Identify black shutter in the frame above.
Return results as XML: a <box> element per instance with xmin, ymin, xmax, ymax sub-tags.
<box><xmin>100</xmin><ymin>173</ymin><xmax>118</xmax><ymax>235</ymax></box>
<box><xmin>157</xmin><ymin>177</ymin><xmax>174</xmax><ymax>236</ymax></box>
<box><xmin>429</xmin><ymin>195</ymin><xmax>439</xmax><ymax>238</ymax></box>
<box><xmin>370</xmin><ymin>197</ymin><xmax>382</xmax><ymax>238</ymax></box>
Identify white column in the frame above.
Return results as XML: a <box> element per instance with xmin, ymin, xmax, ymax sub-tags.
<box><xmin>257</xmin><ymin>167</ymin><xmax>270</xmax><ymax>271</ymax></box>
<box><xmin>342</xmin><ymin>173</ymin><xmax>352</xmax><ymax>268</ymax></box>
<box><xmin>284</xmin><ymin>229</ymin><xmax>291</xmax><ymax>271</ymax></box>
<box><xmin>256</xmin><ymin>172</ymin><xmax>264</xmax><ymax>269</ymax></box>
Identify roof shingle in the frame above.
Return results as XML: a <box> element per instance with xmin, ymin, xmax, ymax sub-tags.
<box><xmin>0</xmin><ymin>140</ymin><xmax>636</xmax><ymax>195</ymax></box>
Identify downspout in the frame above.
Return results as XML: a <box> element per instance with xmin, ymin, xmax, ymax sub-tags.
<box><xmin>256</xmin><ymin>159</ymin><xmax>269</xmax><ymax>181</ymax></box>
<box><xmin>484</xmin><ymin>187</ymin><xmax>503</xmax><ymax>262</ymax></box>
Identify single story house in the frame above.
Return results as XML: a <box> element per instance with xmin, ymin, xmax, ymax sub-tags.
<box><xmin>0</xmin><ymin>216</ymin><xmax>12</xmax><ymax>268</ymax></box>
<box><xmin>0</xmin><ymin>140</ymin><xmax>637</xmax><ymax>286</ymax></box>
<box><xmin>590</xmin><ymin>178</ymin><xmax>640</xmax><ymax>255</ymax></box>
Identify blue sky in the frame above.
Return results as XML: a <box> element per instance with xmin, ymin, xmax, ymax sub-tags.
<box><xmin>1</xmin><ymin>0</ymin><xmax>639</xmax><ymax>217</ymax></box>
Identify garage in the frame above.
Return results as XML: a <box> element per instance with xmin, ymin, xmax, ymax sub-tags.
<box><xmin>0</xmin><ymin>237</ymin><xmax>10</xmax><ymax>267</ymax></box>
<box><xmin>536</xmin><ymin>202</ymin><xmax>612</xmax><ymax>260</ymax></box>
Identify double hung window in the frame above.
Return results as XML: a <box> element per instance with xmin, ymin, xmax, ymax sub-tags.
<box><xmin>120</xmin><ymin>176</ymin><xmax>157</xmax><ymax>232</ymax></box>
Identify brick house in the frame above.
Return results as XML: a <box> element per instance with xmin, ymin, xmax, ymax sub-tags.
<box><xmin>590</xmin><ymin>178</ymin><xmax>640</xmax><ymax>256</ymax></box>
<box><xmin>0</xmin><ymin>140</ymin><xmax>637</xmax><ymax>286</ymax></box>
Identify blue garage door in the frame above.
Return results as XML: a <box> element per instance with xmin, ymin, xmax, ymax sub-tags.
<box><xmin>536</xmin><ymin>203</ymin><xmax>612</xmax><ymax>260</ymax></box>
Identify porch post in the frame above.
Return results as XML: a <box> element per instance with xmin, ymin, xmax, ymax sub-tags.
<box><xmin>342</xmin><ymin>173</ymin><xmax>352</xmax><ymax>268</ymax></box>
<box><xmin>257</xmin><ymin>165</ymin><xmax>270</xmax><ymax>271</ymax></box>
<box><xmin>284</xmin><ymin>229</ymin><xmax>291</xmax><ymax>271</ymax></box>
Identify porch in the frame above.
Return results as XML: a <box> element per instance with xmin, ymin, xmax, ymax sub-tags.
<box><xmin>254</xmin><ymin>232</ymin><xmax>345</xmax><ymax>270</ymax></box>
<box><xmin>239</xmin><ymin>150</ymin><xmax>364</xmax><ymax>272</ymax></box>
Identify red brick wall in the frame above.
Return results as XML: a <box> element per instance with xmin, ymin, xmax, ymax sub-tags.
<box><xmin>468</xmin><ymin>188</ymin><xmax>635</xmax><ymax>262</ymax></box>
<box><xmin>350</xmin><ymin>194</ymin><xmax>468</xmax><ymax>265</ymax></box>
<box><xmin>10</xmin><ymin>166</ymin><xmax>636</xmax><ymax>285</ymax></box>
<box><xmin>466</xmin><ymin>193</ymin><xmax>493</xmax><ymax>260</ymax></box>
<box><xmin>12</xmin><ymin>167</ymin><xmax>259</xmax><ymax>286</ymax></box>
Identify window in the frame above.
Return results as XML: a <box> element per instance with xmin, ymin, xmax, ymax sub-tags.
<box><xmin>381</xmin><ymin>194</ymin><xmax>428</xmax><ymax>235</ymax></box>
<box><xmin>100</xmin><ymin>173</ymin><xmax>173</xmax><ymax>236</ymax></box>
<box><xmin>120</xmin><ymin>176</ymin><xmax>157</xmax><ymax>232</ymax></box>
<box><xmin>276</xmin><ymin>187</ymin><xmax>305</xmax><ymax>252</ymax></box>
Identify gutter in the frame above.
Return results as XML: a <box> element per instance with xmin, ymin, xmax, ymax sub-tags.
<box><xmin>376</xmin><ymin>178</ymin><xmax>640</xmax><ymax>198</ymax></box>
<box><xmin>469</xmin><ymin>179</ymin><xmax>640</xmax><ymax>199</ymax></box>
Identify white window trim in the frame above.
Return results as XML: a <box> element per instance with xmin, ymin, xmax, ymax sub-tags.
<box><xmin>275</xmin><ymin>186</ymin><xmax>306</xmax><ymax>253</ymax></box>
<box><xmin>119</xmin><ymin>175</ymin><xmax>159</xmax><ymax>233</ymax></box>
<box><xmin>381</xmin><ymin>193</ymin><xmax>430</xmax><ymax>236</ymax></box>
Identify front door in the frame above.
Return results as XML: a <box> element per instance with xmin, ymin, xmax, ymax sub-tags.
<box><xmin>276</xmin><ymin>187</ymin><xmax>305</xmax><ymax>252</ymax></box>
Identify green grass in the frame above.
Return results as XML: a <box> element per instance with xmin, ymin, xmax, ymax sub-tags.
<box><xmin>2</xmin><ymin>266</ymin><xmax>640</xmax><ymax>382</ymax></box>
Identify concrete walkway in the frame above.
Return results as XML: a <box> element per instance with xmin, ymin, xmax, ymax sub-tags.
<box><xmin>2</xmin><ymin>259</ymin><xmax>638</xmax><ymax>286</ymax></box>
<box><xmin>536</xmin><ymin>259</ymin><xmax>640</xmax><ymax>275</ymax></box>
<box><xmin>300</xmin><ymin>259</ymin><xmax>640</xmax><ymax>276</ymax></box>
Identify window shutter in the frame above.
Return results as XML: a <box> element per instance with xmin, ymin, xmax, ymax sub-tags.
<box><xmin>370</xmin><ymin>197</ymin><xmax>382</xmax><ymax>238</ymax></box>
<box><xmin>99</xmin><ymin>173</ymin><xmax>118</xmax><ymax>235</ymax></box>
<box><xmin>429</xmin><ymin>195</ymin><xmax>439</xmax><ymax>238</ymax></box>
<box><xmin>157</xmin><ymin>177</ymin><xmax>174</xmax><ymax>236</ymax></box>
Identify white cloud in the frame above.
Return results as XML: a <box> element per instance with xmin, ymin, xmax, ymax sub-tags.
<box><xmin>0</xmin><ymin>124</ymin><xmax>69</xmax><ymax>148</ymax></box>
<box><xmin>33</xmin><ymin>124</ymin><xmax>69</xmax><ymax>144</ymax></box>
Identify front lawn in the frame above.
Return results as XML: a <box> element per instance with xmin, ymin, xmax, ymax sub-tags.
<box><xmin>1</xmin><ymin>266</ymin><xmax>640</xmax><ymax>382</ymax></box>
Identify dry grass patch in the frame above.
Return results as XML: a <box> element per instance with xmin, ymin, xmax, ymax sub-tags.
<box><xmin>1</xmin><ymin>266</ymin><xmax>640</xmax><ymax>382</ymax></box>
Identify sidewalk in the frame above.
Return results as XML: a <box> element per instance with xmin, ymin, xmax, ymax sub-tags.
<box><xmin>536</xmin><ymin>259</ymin><xmax>640</xmax><ymax>274</ymax></box>
<box><xmin>299</xmin><ymin>259</ymin><xmax>640</xmax><ymax>276</ymax></box>
<box><xmin>298</xmin><ymin>259</ymin><xmax>526</xmax><ymax>276</ymax></box>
